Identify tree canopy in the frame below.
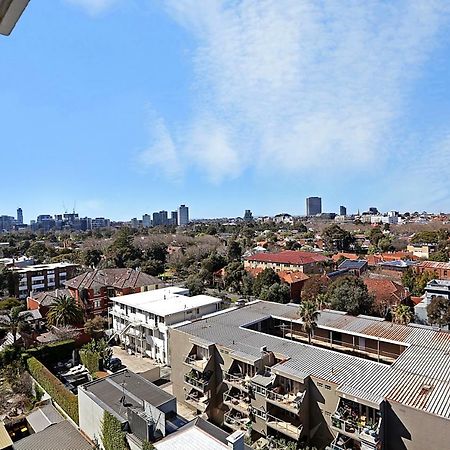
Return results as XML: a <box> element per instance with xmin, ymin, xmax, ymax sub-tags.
<box><xmin>427</xmin><ymin>296</ymin><xmax>450</xmax><ymax>328</ymax></box>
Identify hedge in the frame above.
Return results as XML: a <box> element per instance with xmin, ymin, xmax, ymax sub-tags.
<box><xmin>101</xmin><ymin>411</ymin><xmax>128</xmax><ymax>450</ymax></box>
<box><xmin>27</xmin><ymin>356</ymin><xmax>79</xmax><ymax>424</ymax></box>
<box><xmin>79</xmin><ymin>349</ymin><xmax>100</xmax><ymax>375</ymax></box>
<box><xmin>25</xmin><ymin>339</ymin><xmax>76</xmax><ymax>364</ymax></box>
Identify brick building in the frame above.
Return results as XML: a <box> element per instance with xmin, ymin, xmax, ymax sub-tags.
<box><xmin>64</xmin><ymin>268</ymin><xmax>164</xmax><ymax>318</ymax></box>
<box><xmin>414</xmin><ymin>261</ymin><xmax>450</xmax><ymax>280</ymax></box>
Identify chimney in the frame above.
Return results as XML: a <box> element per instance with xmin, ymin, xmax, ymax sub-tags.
<box><xmin>226</xmin><ymin>431</ymin><xmax>245</xmax><ymax>450</ymax></box>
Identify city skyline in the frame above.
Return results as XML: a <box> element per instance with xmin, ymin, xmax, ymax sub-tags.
<box><xmin>2</xmin><ymin>1</ymin><xmax>450</xmax><ymax>220</ymax></box>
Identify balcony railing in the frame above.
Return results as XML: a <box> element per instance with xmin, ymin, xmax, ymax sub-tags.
<box><xmin>223</xmin><ymin>371</ymin><xmax>250</xmax><ymax>391</ymax></box>
<box><xmin>185</xmin><ymin>391</ymin><xmax>209</xmax><ymax>411</ymax></box>
<box><xmin>331</xmin><ymin>415</ymin><xmax>379</xmax><ymax>445</ymax></box>
<box><xmin>224</xmin><ymin>410</ymin><xmax>250</xmax><ymax>432</ymax></box>
<box><xmin>266</xmin><ymin>414</ymin><xmax>303</xmax><ymax>440</ymax></box>
<box><xmin>223</xmin><ymin>391</ymin><xmax>250</xmax><ymax>414</ymax></box>
<box><xmin>184</xmin><ymin>354</ymin><xmax>210</xmax><ymax>371</ymax></box>
<box><xmin>184</xmin><ymin>372</ymin><xmax>210</xmax><ymax>391</ymax></box>
<box><xmin>266</xmin><ymin>389</ymin><xmax>305</xmax><ymax>412</ymax></box>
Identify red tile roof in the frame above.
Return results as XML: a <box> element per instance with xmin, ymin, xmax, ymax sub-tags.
<box><xmin>364</xmin><ymin>278</ymin><xmax>409</xmax><ymax>307</ymax></box>
<box><xmin>245</xmin><ymin>267</ymin><xmax>309</xmax><ymax>285</ymax></box>
<box><xmin>245</xmin><ymin>250</ymin><xmax>328</xmax><ymax>265</ymax></box>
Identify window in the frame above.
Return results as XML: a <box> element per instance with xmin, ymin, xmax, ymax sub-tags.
<box><xmin>94</xmin><ymin>300</ymin><xmax>101</xmax><ymax>309</ymax></box>
<box><xmin>317</xmin><ymin>382</ymin><xmax>323</xmax><ymax>387</ymax></box>
<box><xmin>325</xmin><ymin>385</ymin><xmax>331</xmax><ymax>390</ymax></box>
<box><xmin>196</xmin><ymin>308</ymin><xmax>200</xmax><ymax>314</ymax></box>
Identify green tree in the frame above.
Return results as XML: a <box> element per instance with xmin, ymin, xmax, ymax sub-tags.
<box><xmin>298</xmin><ymin>301</ymin><xmax>320</xmax><ymax>345</ymax></box>
<box><xmin>429</xmin><ymin>249</ymin><xmax>450</xmax><ymax>262</ymax></box>
<box><xmin>142</xmin><ymin>442</ymin><xmax>155</xmax><ymax>450</ymax></box>
<box><xmin>326</xmin><ymin>276</ymin><xmax>374</xmax><ymax>316</ymax></box>
<box><xmin>260</xmin><ymin>283</ymin><xmax>291</xmax><ymax>304</ymax></box>
<box><xmin>369</xmin><ymin>227</ymin><xmax>384</xmax><ymax>248</ymax></box>
<box><xmin>141</xmin><ymin>259</ymin><xmax>165</xmax><ymax>276</ymax></box>
<box><xmin>253</xmin><ymin>268</ymin><xmax>280</xmax><ymax>296</ymax></box>
<box><xmin>101</xmin><ymin>411</ymin><xmax>129</xmax><ymax>450</ymax></box>
<box><xmin>47</xmin><ymin>295</ymin><xmax>83</xmax><ymax>327</ymax></box>
<box><xmin>185</xmin><ymin>274</ymin><xmax>205</xmax><ymax>296</ymax></box>
<box><xmin>83</xmin><ymin>249</ymin><xmax>103</xmax><ymax>268</ymax></box>
<box><xmin>322</xmin><ymin>224</ymin><xmax>354</xmax><ymax>251</ymax></box>
<box><xmin>84</xmin><ymin>316</ymin><xmax>107</xmax><ymax>339</ymax></box>
<box><xmin>392</xmin><ymin>304</ymin><xmax>413</xmax><ymax>325</ymax></box>
<box><xmin>227</xmin><ymin>240</ymin><xmax>242</xmax><ymax>261</ymax></box>
<box><xmin>427</xmin><ymin>296</ymin><xmax>450</xmax><ymax>328</ymax></box>
<box><xmin>144</xmin><ymin>243</ymin><xmax>168</xmax><ymax>264</ymax></box>
<box><xmin>0</xmin><ymin>306</ymin><xmax>32</xmax><ymax>345</ymax></box>
<box><xmin>108</xmin><ymin>228</ymin><xmax>141</xmax><ymax>268</ymax></box>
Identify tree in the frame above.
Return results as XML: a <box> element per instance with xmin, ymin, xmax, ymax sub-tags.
<box><xmin>227</xmin><ymin>240</ymin><xmax>242</xmax><ymax>261</ymax></box>
<box><xmin>402</xmin><ymin>269</ymin><xmax>437</xmax><ymax>296</ymax></box>
<box><xmin>322</xmin><ymin>224</ymin><xmax>354</xmax><ymax>251</ymax></box>
<box><xmin>0</xmin><ymin>306</ymin><xmax>32</xmax><ymax>345</ymax></box>
<box><xmin>47</xmin><ymin>295</ymin><xmax>83</xmax><ymax>327</ymax></box>
<box><xmin>301</xmin><ymin>276</ymin><xmax>328</xmax><ymax>303</ymax></box>
<box><xmin>141</xmin><ymin>259</ymin><xmax>164</xmax><ymax>276</ymax></box>
<box><xmin>83</xmin><ymin>249</ymin><xmax>102</xmax><ymax>268</ymax></box>
<box><xmin>326</xmin><ymin>276</ymin><xmax>374</xmax><ymax>316</ymax></box>
<box><xmin>84</xmin><ymin>316</ymin><xmax>107</xmax><ymax>339</ymax></box>
<box><xmin>369</xmin><ymin>227</ymin><xmax>384</xmax><ymax>248</ymax></box>
<box><xmin>392</xmin><ymin>304</ymin><xmax>413</xmax><ymax>325</ymax></box>
<box><xmin>298</xmin><ymin>301</ymin><xmax>320</xmax><ymax>344</ymax></box>
<box><xmin>144</xmin><ymin>243</ymin><xmax>168</xmax><ymax>265</ymax></box>
<box><xmin>108</xmin><ymin>228</ymin><xmax>141</xmax><ymax>268</ymax></box>
<box><xmin>260</xmin><ymin>283</ymin><xmax>291</xmax><ymax>304</ymax></box>
<box><xmin>142</xmin><ymin>442</ymin><xmax>155</xmax><ymax>450</ymax></box>
<box><xmin>427</xmin><ymin>296</ymin><xmax>450</xmax><ymax>328</ymax></box>
<box><xmin>253</xmin><ymin>268</ymin><xmax>280</xmax><ymax>296</ymax></box>
<box><xmin>429</xmin><ymin>249</ymin><xmax>450</xmax><ymax>262</ymax></box>
<box><xmin>185</xmin><ymin>274</ymin><xmax>205</xmax><ymax>296</ymax></box>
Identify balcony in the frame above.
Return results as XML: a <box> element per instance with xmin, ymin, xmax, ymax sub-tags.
<box><xmin>223</xmin><ymin>371</ymin><xmax>250</xmax><ymax>392</ymax></box>
<box><xmin>223</xmin><ymin>390</ymin><xmax>251</xmax><ymax>415</ymax></box>
<box><xmin>184</xmin><ymin>354</ymin><xmax>211</xmax><ymax>372</ymax></box>
<box><xmin>185</xmin><ymin>390</ymin><xmax>209</xmax><ymax>412</ymax></box>
<box><xmin>266</xmin><ymin>388</ymin><xmax>305</xmax><ymax>413</ymax></box>
<box><xmin>224</xmin><ymin>410</ymin><xmax>251</xmax><ymax>433</ymax></box>
<box><xmin>184</xmin><ymin>370</ymin><xmax>211</xmax><ymax>392</ymax></box>
<box><xmin>266</xmin><ymin>413</ymin><xmax>303</xmax><ymax>441</ymax></box>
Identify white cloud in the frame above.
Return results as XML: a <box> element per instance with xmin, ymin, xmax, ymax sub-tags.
<box><xmin>65</xmin><ymin>0</ymin><xmax>120</xmax><ymax>16</ymax></box>
<box><xmin>137</xmin><ymin>117</ymin><xmax>183</xmax><ymax>180</ymax></box>
<box><xmin>158</xmin><ymin>0</ymin><xmax>450</xmax><ymax>181</ymax></box>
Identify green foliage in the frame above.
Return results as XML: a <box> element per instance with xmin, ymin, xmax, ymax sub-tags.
<box><xmin>411</xmin><ymin>230</ymin><xmax>447</xmax><ymax>244</ymax></box>
<box><xmin>427</xmin><ymin>296</ymin><xmax>450</xmax><ymax>328</ymax></box>
<box><xmin>47</xmin><ymin>295</ymin><xmax>83</xmax><ymax>327</ymax></box>
<box><xmin>0</xmin><ymin>297</ymin><xmax>21</xmax><ymax>310</ymax></box>
<box><xmin>227</xmin><ymin>240</ymin><xmax>242</xmax><ymax>261</ymax></box>
<box><xmin>326</xmin><ymin>276</ymin><xmax>374</xmax><ymax>316</ymax></box>
<box><xmin>101</xmin><ymin>411</ymin><xmax>128</xmax><ymax>450</ymax></box>
<box><xmin>141</xmin><ymin>259</ymin><xmax>165</xmax><ymax>276</ymax></box>
<box><xmin>142</xmin><ymin>442</ymin><xmax>155</xmax><ymax>450</ymax></box>
<box><xmin>80</xmin><ymin>349</ymin><xmax>99</xmax><ymax>374</ymax></box>
<box><xmin>322</xmin><ymin>224</ymin><xmax>354</xmax><ymax>251</ymax></box>
<box><xmin>301</xmin><ymin>276</ymin><xmax>328</xmax><ymax>303</ymax></box>
<box><xmin>402</xmin><ymin>268</ymin><xmax>437</xmax><ymax>296</ymax></box>
<box><xmin>0</xmin><ymin>306</ymin><xmax>32</xmax><ymax>345</ymax></box>
<box><xmin>429</xmin><ymin>249</ymin><xmax>450</xmax><ymax>262</ymax></box>
<box><xmin>24</xmin><ymin>339</ymin><xmax>76</xmax><ymax>364</ymax></box>
<box><xmin>27</xmin><ymin>357</ymin><xmax>79</xmax><ymax>423</ymax></box>
<box><xmin>253</xmin><ymin>268</ymin><xmax>280</xmax><ymax>296</ymax></box>
<box><xmin>392</xmin><ymin>304</ymin><xmax>413</xmax><ymax>325</ymax></box>
<box><xmin>260</xmin><ymin>283</ymin><xmax>291</xmax><ymax>303</ymax></box>
<box><xmin>81</xmin><ymin>339</ymin><xmax>112</xmax><ymax>373</ymax></box>
<box><xmin>84</xmin><ymin>316</ymin><xmax>107</xmax><ymax>339</ymax></box>
<box><xmin>185</xmin><ymin>274</ymin><xmax>205</xmax><ymax>296</ymax></box>
<box><xmin>83</xmin><ymin>249</ymin><xmax>103</xmax><ymax>268</ymax></box>
<box><xmin>108</xmin><ymin>228</ymin><xmax>141</xmax><ymax>268</ymax></box>
<box><xmin>298</xmin><ymin>301</ymin><xmax>320</xmax><ymax>344</ymax></box>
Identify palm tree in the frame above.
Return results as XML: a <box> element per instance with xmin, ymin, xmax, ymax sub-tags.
<box><xmin>47</xmin><ymin>295</ymin><xmax>83</xmax><ymax>327</ymax></box>
<box><xmin>392</xmin><ymin>304</ymin><xmax>413</xmax><ymax>325</ymax></box>
<box><xmin>298</xmin><ymin>301</ymin><xmax>320</xmax><ymax>345</ymax></box>
<box><xmin>0</xmin><ymin>306</ymin><xmax>32</xmax><ymax>345</ymax></box>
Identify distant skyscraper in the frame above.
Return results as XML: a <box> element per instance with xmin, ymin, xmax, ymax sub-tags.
<box><xmin>142</xmin><ymin>214</ymin><xmax>151</xmax><ymax>228</ymax></box>
<box><xmin>306</xmin><ymin>197</ymin><xmax>322</xmax><ymax>216</ymax></box>
<box><xmin>178</xmin><ymin>204</ymin><xmax>189</xmax><ymax>226</ymax></box>
<box><xmin>171</xmin><ymin>210</ymin><xmax>178</xmax><ymax>226</ymax></box>
<box><xmin>339</xmin><ymin>206</ymin><xmax>347</xmax><ymax>216</ymax></box>
<box><xmin>17</xmin><ymin>207</ymin><xmax>23</xmax><ymax>225</ymax></box>
<box><xmin>244</xmin><ymin>209</ymin><xmax>253</xmax><ymax>221</ymax></box>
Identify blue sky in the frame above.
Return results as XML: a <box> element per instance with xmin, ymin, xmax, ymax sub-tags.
<box><xmin>1</xmin><ymin>0</ymin><xmax>450</xmax><ymax>222</ymax></box>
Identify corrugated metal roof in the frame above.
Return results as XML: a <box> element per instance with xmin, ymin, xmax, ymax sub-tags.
<box><xmin>0</xmin><ymin>422</ymin><xmax>12</xmax><ymax>450</ymax></box>
<box><xmin>177</xmin><ymin>301</ymin><xmax>450</xmax><ymax>418</ymax></box>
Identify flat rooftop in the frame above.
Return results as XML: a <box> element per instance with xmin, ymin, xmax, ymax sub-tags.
<box><xmin>176</xmin><ymin>301</ymin><xmax>450</xmax><ymax>418</ymax></box>
<box><xmin>80</xmin><ymin>369</ymin><xmax>175</xmax><ymax>420</ymax></box>
<box><xmin>14</xmin><ymin>262</ymin><xmax>77</xmax><ymax>273</ymax></box>
<box><xmin>112</xmin><ymin>288</ymin><xmax>221</xmax><ymax>317</ymax></box>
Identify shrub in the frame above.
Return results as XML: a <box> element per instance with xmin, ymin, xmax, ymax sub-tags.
<box><xmin>27</xmin><ymin>357</ymin><xmax>79</xmax><ymax>423</ymax></box>
<box><xmin>101</xmin><ymin>411</ymin><xmax>128</xmax><ymax>450</ymax></box>
<box><xmin>25</xmin><ymin>339</ymin><xmax>76</xmax><ymax>364</ymax></box>
<box><xmin>79</xmin><ymin>349</ymin><xmax>100</xmax><ymax>374</ymax></box>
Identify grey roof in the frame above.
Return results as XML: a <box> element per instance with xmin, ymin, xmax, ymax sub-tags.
<box><xmin>80</xmin><ymin>369</ymin><xmax>175</xmax><ymax>420</ymax></box>
<box><xmin>29</xmin><ymin>289</ymin><xmax>71</xmax><ymax>307</ymax></box>
<box><xmin>13</xmin><ymin>421</ymin><xmax>92</xmax><ymax>450</ymax></box>
<box><xmin>176</xmin><ymin>301</ymin><xmax>450</xmax><ymax>416</ymax></box>
<box><xmin>26</xmin><ymin>404</ymin><xmax>64</xmax><ymax>433</ymax></box>
<box><xmin>338</xmin><ymin>259</ymin><xmax>368</xmax><ymax>270</ymax></box>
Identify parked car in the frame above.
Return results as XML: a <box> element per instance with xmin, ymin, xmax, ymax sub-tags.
<box><xmin>105</xmin><ymin>357</ymin><xmax>123</xmax><ymax>372</ymax></box>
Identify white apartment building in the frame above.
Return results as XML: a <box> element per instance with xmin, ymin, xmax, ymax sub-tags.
<box><xmin>110</xmin><ymin>287</ymin><xmax>222</xmax><ymax>365</ymax></box>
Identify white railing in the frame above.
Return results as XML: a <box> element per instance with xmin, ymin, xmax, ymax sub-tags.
<box><xmin>266</xmin><ymin>414</ymin><xmax>303</xmax><ymax>439</ymax></box>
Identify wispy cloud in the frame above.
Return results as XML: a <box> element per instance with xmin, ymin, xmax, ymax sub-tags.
<box><xmin>153</xmin><ymin>0</ymin><xmax>449</xmax><ymax>183</ymax></box>
<box><xmin>65</xmin><ymin>0</ymin><xmax>121</xmax><ymax>16</ymax></box>
<box><xmin>137</xmin><ymin>117</ymin><xmax>183</xmax><ymax>180</ymax></box>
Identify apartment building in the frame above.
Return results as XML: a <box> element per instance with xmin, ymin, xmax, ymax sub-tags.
<box><xmin>14</xmin><ymin>262</ymin><xmax>78</xmax><ymax>299</ymax></box>
<box><xmin>169</xmin><ymin>301</ymin><xmax>450</xmax><ymax>450</ymax></box>
<box><xmin>110</xmin><ymin>287</ymin><xmax>222</xmax><ymax>364</ymax></box>
<box><xmin>244</xmin><ymin>250</ymin><xmax>329</xmax><ymax>274</ymax></box>
<box><xmin>65</xmin><ymin>268</ymin><xmax>163</xmax><ymax>318</ymax></box>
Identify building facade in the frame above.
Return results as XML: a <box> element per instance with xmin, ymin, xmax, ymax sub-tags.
<box><xmin>110</xmin><ymin>287</ymin><xmax>222</xmax><ymax>364</ymax></box>
<box><xmin>178</xmin><ymin>205</ymin><xmax>189</xmax><ymax>226</ymax></box>
<box><xmin>169</xmin><ymin>301</ymin><xmax>450</xmax><ymax>450</ymax></box>
<box><xmin>306</xmin><ymin>197</ymin><xmax>322</xmax><ymax>216</ymax></box>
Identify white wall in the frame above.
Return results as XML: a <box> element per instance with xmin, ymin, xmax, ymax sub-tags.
<box><xmin>78</xmin><ymin>389</ymin><xmax>107</xmax><ymax>449</ymax></box>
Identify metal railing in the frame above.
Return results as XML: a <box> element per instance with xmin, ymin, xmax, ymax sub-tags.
<box><xmin>266</xmin><ymin>414</ymin><xmax>303</xmax><ymax>439</ymax></box>
<box><xmin>223</xmin><ymin>392</ymin><xmax>250</xmax><ymax>413</ymax></box>
<box><xmin>331</xmin><ymin>415</ymin><xmax>379</xmax><ymax>444</ymax></box>
<box><xmin>184</xmin><ymin>373</ymin><xmax>210</xmax><ymax>390</ymax></box>
<box><xmin>266</xmin><ymin>389</ymin><xmax>305</xmax><ymax>410</ymax></box>
<box><xmin>224</xmin><ymin>410</ymin><xmax>250</xmax><ymax>431</ymax></box>
<box><xmin>224</xmin><ymin>371</ymin><xmax>249</xmax><ymax>390</ymax></box>
<box><xmin>185</xmin><ymin>354</ymin><xmax>210</xmax><ymax>370</ymax></box>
